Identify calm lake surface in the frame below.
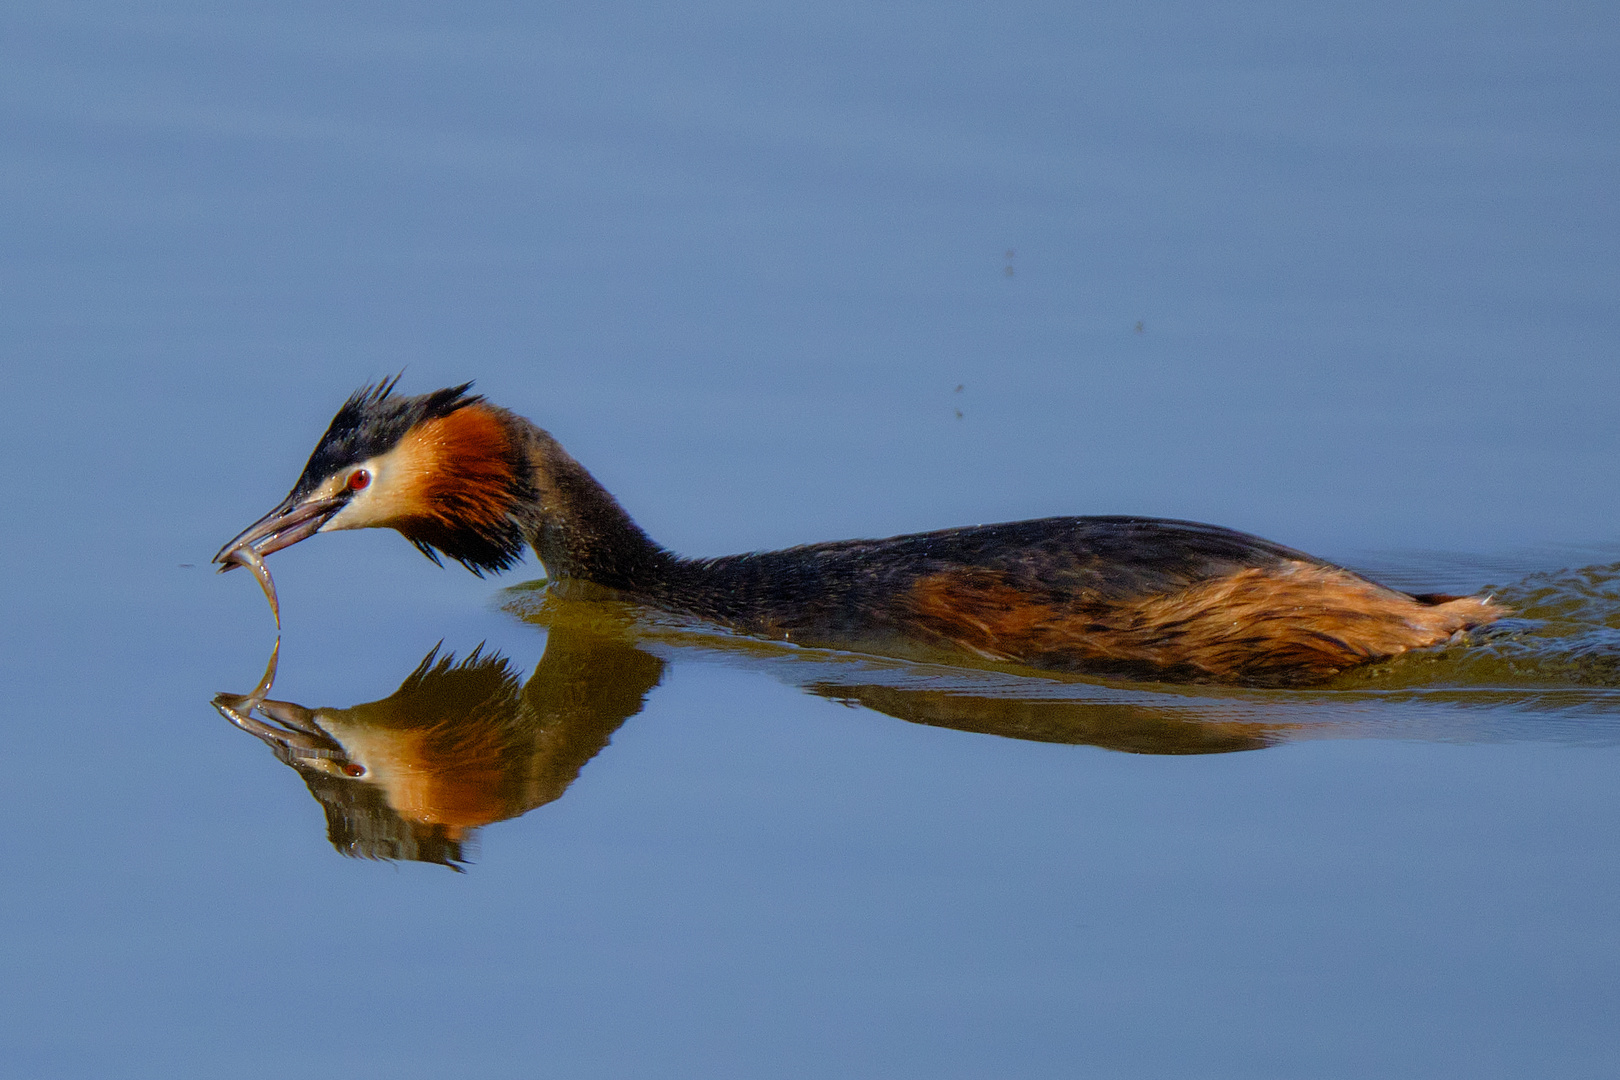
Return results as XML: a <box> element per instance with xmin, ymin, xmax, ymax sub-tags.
<box><xmin>4</xmin><ymin>3</ymin><xmax>1618</xmax><ymax>1077</ymax></box>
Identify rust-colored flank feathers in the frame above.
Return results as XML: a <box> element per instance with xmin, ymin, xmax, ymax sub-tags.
<box><xmin>221</xmin><ymin>382</ymin><xmax>1510</xmax><ymax>686</ymax></box>
<box><xmin>907</xmin><ymin>562</ymin><xmax>1505</xmax><ymax>685</ymax></box>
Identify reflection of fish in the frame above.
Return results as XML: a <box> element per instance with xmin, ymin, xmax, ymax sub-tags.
<box><xmin>214</xmin><ymin>380</ymin><xmax>1504</xmax><ymax>686</ymax></box>
<box><xmin>215</xmin><ymin>632</ymin><xmax>665</xmax><ymax>868</ymax></box>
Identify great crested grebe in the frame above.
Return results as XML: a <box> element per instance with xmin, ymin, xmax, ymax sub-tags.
<box><xmin>215</xmin><ymin>380</ymin><xmax>1504</xmax><ymax>686</ymax></box>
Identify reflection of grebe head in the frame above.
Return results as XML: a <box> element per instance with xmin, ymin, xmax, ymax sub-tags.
<box><xmin>294</xmin><ymin>768</ymin><xmax>471</xmax><ymax>869</ymax></box>
<box><xmin>214</xmin><ymin>378</ymin><xmax>535</xmax><ymax>575</ymax></box>
<box><xmin>222</xmin><ymin>631</ymin><xmax>664</xmax><ymax>869</ymax></box>
<box><xmin>283</xmin><ymin>647</ymin><xmax>534</xmax><ymax>869</ymax></box>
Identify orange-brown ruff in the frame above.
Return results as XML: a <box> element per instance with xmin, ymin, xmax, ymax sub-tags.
<box><xmin>217</xmin><ymin>382</ymin><xmax>1508</xmax><ymax>686</ymax></box>
<box><xmin>388</xmin><ymin>405</ymin><xmax>521</xmax><ymax>554</ymax></box>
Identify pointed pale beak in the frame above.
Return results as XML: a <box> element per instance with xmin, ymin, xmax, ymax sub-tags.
<box><xmin>213</xmin><ymin>493</ymin><xmax>347</xmax><ymax>571</ymax></box>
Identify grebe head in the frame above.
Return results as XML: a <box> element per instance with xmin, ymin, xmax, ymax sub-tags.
<box><xmin>214</xmin><ymin>378</ymin><xmax>533</xmax><ymax>575</ymax></box>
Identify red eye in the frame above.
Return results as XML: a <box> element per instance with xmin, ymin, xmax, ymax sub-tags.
<box><xmin>342</xmin><ymin>763</ymin><xmax>366</xmax><ymax>777</ymax></box>
<box><xmin>347</xmin><ymin>469</ymin><xmax>371</xmax><ymax>491</ymax></box>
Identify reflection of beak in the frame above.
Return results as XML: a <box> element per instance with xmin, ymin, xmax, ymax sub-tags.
<box><xmin>213</xmin><ymin>693</ymin><xmax>346</xmax><ymax>761</ymax></box>
<box><xmin>213</xmin><ymin>494</ymin><xmax>346</xmax><ymax>571</ymax></box>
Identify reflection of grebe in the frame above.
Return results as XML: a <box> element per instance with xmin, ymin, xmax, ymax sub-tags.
<box><xmin>213</xmin><ymin>624</ymin><xmax>1290</xmax><ymax>868</ymax></box>
<box><xmin>216</xmin><ymin>636</ymin><xmax>665</xmax><ymax>867</ymax></box>
<box><xmin>216</xmin><ymin>380</ymin><xmax>1503</xmax><ymax>686</ymax></box>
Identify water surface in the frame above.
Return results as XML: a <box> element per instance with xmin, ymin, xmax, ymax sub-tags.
<box><xmin>3</xmin><ymin>2</ymin><xmax>1617</xmax><ymax>1077</ymax></box>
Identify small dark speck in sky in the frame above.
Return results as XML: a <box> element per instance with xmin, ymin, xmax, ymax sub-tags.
<box><xmin>1134</xmin><ymin>321</ymin><xmax>1146</xmax><ymax>333</ymax></box>
<box><xmin>178</xmin><ymin>563</ymin><xmax>195</xmax><ymax>569</ymax></box>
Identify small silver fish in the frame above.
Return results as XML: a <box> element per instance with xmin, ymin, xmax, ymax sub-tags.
<box><xmin>222</xmin><ymin>544</ymin><xmax>281</xmax><ymax>631</ymax></box>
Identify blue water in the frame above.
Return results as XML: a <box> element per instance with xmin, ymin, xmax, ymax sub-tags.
<box><xmin>2</xmin><ymin>2</ymin><xmax>1618</xmax><ymax>1076</ymax></box>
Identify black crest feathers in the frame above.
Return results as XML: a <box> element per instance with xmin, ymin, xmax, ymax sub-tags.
<box><xmin>287</xmin><ymin>378</ymin><xmax>482</xmax><ymax>503</ymax></box>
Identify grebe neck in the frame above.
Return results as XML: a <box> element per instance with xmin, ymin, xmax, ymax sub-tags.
<box><xmin>520</xmin><ymin>423</ymin><xmax>675</xmax><ymax>590</ymax></box>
